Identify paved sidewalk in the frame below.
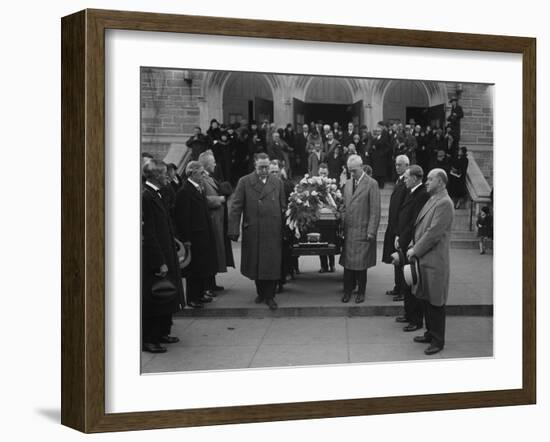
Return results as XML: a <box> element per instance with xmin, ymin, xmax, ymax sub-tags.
<box><xmin>142</xmin><ymin>316</ymin><xmax>493</xmax><ymax>373</ymax></box>
<box><xmin>177</xmin><ymin>244</ymin><xmax>493</xmax><ymax>317</ymax></box>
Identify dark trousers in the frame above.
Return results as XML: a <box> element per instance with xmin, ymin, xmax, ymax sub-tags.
<box><xmin>423</xmin><ymin>300</ymin><xmax>446</xmax><ymax>348</ymax></box>
<box><xmin>319</xmin><ymin>255</ymin><xmax>335</xmax><ymax>270</ymax></box>
<box><xmin>186</xmin><ymin>276</ymin><xmax>207</xmax><ymax>303</ymax></box>
<box><xmin>395</xmin><ymin>262</ymin><xmax>404</xmax><ymax>294</ymax></box>
<box><xmin>343</xmin><ymin>268</ymin><xmax>367</xmax><ymax>295</ymax></box>
<box><xmin>142</xmin><ymin>314</ymin><xmax>172</xmax><ymax>344</ymax></box>
<box><xmin>404</xmin><ymin>288</ymin><xmax>424</xmax><ymax>327</ymax></box>
<box><xmin>255</xmin><ymin>280</ymin><xmax>277</xmax><ymax>301</ymax></box>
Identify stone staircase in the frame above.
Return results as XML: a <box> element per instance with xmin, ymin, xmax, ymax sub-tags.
<box><xmin>378</xmin><ymin>183</ymin><xmax>479</xmax><ymax>249</ymax></box>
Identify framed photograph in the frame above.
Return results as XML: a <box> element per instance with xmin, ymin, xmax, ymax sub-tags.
<box><xmin>61</xmin><ymin>9</ymin><xmax>536</xmax><ymax>433</ymax></box>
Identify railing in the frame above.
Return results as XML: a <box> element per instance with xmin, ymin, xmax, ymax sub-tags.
<box><xmin>465</xmin><ymin>153</ymin><xmax>493</xmax><ymax>230</ymax></box>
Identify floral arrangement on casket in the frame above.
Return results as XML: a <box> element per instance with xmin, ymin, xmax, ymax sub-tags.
<box><xmin>285</xmin><ymin>174</ymin><xmax>343</xmax><ymax>239</ymax></box>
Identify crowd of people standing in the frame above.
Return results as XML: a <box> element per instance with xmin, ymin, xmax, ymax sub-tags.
<box><xmin>184</xmin><ymin>97</ymin><xmax>468</xmax><ymax>208</ymax></box>
<box><xmin>140</xmin><ymin>96</ymin><xmax>480</xmax><ymax>356</ymax></box>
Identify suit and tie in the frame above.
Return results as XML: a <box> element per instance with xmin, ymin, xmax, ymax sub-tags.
<box><xmin>339</xmin><ymin>172</ymin><xmax>381</xmax><ymax>302</ymax></box>
<box><xmin>395</xmin><ymin>183</ymin><xmax>430</xmax><ymax>327</ymax></box>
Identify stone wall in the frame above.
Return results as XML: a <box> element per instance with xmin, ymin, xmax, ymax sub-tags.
<box><xmin>445</xmin><ymin>82</ymin><xmax>493</xmax><ymax>147</ymax></box>
<box><xmin>141</xmin><ymin>68</ymin><xmax>202</xmax><ymax>159</ymax></box>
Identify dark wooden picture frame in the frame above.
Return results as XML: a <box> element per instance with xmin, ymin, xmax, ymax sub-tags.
<box><xmin>61</xmin><ymin>9</ymin><xmax>536</xmax><ymax>433</ymax></box>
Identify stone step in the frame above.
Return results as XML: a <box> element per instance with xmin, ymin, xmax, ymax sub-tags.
<box><xmin>176</xmin><ymin>304</ymin><xmax>493</xmax><ymax>318</ymax></box>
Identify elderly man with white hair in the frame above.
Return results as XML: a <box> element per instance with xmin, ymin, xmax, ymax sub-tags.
<box><xmin>339</xmin><ymin>154</ymin><xmax>381</xmax><ymax>303</ymax></box>
<box><xmin>406</xmin><ymin>168</ymin><xmax>454</xmax><ymax>355</ymax></box>
<box><xmin>382</xmin><ymin>154</ymin><xmax>410</xmax><ymax>302</ymax></box>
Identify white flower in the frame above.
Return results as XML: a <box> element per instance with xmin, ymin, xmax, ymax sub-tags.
<box><xmin>307</xmin><ymin>178</ymin><xmax>313</xmax><ymax>184</ymax></box>
<box><xmin>311</xmin><ymin>190</ymin><xmax>318</xmax><ymax>196</ymax></box>
<box><xmin>285</xmin><ymin>209</ymin><xmax>291</xmax><ymax>216</ymax></box>
<box><xmin>304</xmin><ymin>190</ymin><xmax>310</xmax><ymax>196</ymax></box>
<box><xmin>331</xmin><ymin>184</ymin><xmax>337</xmax><ymax>190</ymax></box>
<box><xmin>304</xmin><ymin>174</ymin><xmax>309</xmax><ymax>178</ymax></box>
<box><xmin>305</xmin><ymin>201</ymin><xmax>310</xmax><ymax>207</ymax></box>
<box><xmin>296</xmin><ymin>198</ymin><xmax>302</xmax><ymax>204</ymax></box>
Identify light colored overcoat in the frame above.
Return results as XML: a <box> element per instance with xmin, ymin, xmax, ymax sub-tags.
<box><xmin>202</xmin><ymin>174</ymin><xmax>228</xmax><ymax>272</ymax></box>
<box><xmin>228</xmin><ymin>172</ymin><xmax>286</xmax><ymax>280</ymax></box>
<box><xmin>339</xmin><ymin>174</ymin><xmax>381</xmax><ymax>270</ymax></box>
<box><xmin>412</xmin><ymin>189</ymin><xmax>454</xmax><ymax>306</ymax></box>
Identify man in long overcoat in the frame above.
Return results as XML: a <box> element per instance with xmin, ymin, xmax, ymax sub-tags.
<box><xmin>198</xmin><ymin>151</ymin><xmax>235</xmax><ymax>294</ymax></box>
<box><xmin>228</xmin><ymin>153</ymin><xmax>286</xmax><ymax>310</ymax></box>
<box><xmin>339</xmin><ymin>154</ymin><xmax>381</xmax><ymax>303</ymax></box>
<box><xmin>382</xmin><ymin>155</ymin><xmax>409</xmax><ymax>301</ymax></box>
<box><xmin>394</xmin><ymin>165</ymin><xmax>430</xmax><ymax>331</ymax></box>
<box><xmin>142</xmin><ymin>159</ymin><xmax>184</xmax><ymax>353</ymax></box>
<box><xmin>407</xmin><ymin>168</ymin><xmax>454</xmax><ymax>355</ymax></box>
<box><xmin>174</xmin><ymin>161</ymin><xmax>218</xmax><ymax>308</ymax></box>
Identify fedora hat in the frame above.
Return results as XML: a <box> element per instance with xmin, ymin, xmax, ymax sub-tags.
<box><xmin>403</xmin><ymin>256</ymin><xmax>421</xmax><ymax>294</ymax></box>
<box><xmin>390</xmin><ymin>249</ymin><xmax>405</xmax><ymax>266</ymax></box>
<box><xmin>175</xmin><ymin>238</ymin><xmax>192</xmax><ymax>270</ymax></box>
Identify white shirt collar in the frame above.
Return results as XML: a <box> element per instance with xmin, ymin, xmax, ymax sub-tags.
<box><xmin>410</xmin><ymin>182</ymin><xmax>423</xmax><ymax>193</ymax></box>
<box><xmin>145</xmin><ymin>181</ymin><xmax>161</xmax><ymax>192</ymax></box>
<box><xmin>187</xmin><ymin>178</ymin><xmax>201</xmax><ymax>190</ymax></box>
<box><xmin>355</xmin><ymin>172</ymin><xmax>366</xmax><ymax>184</ymax></box>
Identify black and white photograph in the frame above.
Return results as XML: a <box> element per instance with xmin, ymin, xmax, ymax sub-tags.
<box><xmin>140</xmin><ymin>68</ymin><xmax>494</xmax><ymax>373</ymax></box>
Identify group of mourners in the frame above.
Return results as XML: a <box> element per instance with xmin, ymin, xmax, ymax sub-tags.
<box><xmin>185</xmin><ymin>96</ymin><xmax>469</xmax><ymax>208</ymax></box>
<box><xmin>140</xmin><ymin>95</ymin><xmax>489</xmax><ymax>356</ymax></box>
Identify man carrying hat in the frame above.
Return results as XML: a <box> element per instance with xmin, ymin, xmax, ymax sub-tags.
<box><xmin>394</xmin><ymin>165</ymin><xmax>430</xmax><ymax>331</ymax></box>
<box><xmin>406</xmin><ymin>168</ymin><xmax>454</xmax><ymax>355</ymax></box>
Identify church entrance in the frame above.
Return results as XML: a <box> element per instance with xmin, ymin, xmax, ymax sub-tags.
<box><xmin>383</xmin><ymin>80</ymin><xmax>445</xmax><ymax>128</ymax></box>
<box><xmin>294</xmin><ymin>77</ymin><xmax>361</xmax><ymax>129</ymax></box>
<box><xmin>222</xmin><ymin>72</ymin><xmax>273</xmax><ymax>124</ymax></box>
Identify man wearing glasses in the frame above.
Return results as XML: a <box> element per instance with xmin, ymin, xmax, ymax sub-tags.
<box><xmin>229</xmin><ymin>153</ymin><xmax>286</xmax><ymax>310</ymax></box>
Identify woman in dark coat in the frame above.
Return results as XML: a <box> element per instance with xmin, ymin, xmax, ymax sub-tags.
<box><xmin>206</xmin><ymin>118</ymin><xmax>222</xmax><ymax>149</ymax></box>
<box><xmin>142</xmin><ymin>160</ymin><xmax>184</xmax><ymax>352</ymax></box>
<box><xmin>371</xmin><ymin>127</ymin><xmax>391</xmax><ymax>188</ymax></box>
<box><xmin>448</xmin><ymin>146</ymin><xmax>469</xmax><ymax>208</ymax></box>
<box><xmin>327</xmin><ymin>145</ymin><xmax>345</xmax><ymax>181</ymax></box>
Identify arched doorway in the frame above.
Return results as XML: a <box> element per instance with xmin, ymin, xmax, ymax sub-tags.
<box><xmin>294</xmin><ymin>77</ymin><xmax>362</xmax><ymax>129</ymax></box>
<box><xmin>222</xmin><ymin>72</ymin><xmax>273</xmax><ymax>124</ymax></box>
<box><xmin>383</xmin><ymin>80</ymin><xmax>430</xmax><ymax>126</ymax></box>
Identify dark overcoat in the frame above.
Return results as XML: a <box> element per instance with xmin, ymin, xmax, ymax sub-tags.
<box><xmin>382</xmin><ymin>176</ymin><xmax>408</xmax><ymax>263</ymax></box>
<box><xmin>371</xmin><ymin>132</ymin><xmax>391</xmax><ymax>179</ymax></box>
<box><xmin>339</xmin><ymin>174</ymin><xmax>381</xmax><ymax>270</ymax></box>
<box><xmin>174</xmin><ymin>180</ymin><xmax>218</xmax><ymax>278</ymax></box>
<box><xmin>228</xmin><ymin>172</ymin><xmax>286</xmax><ymax>280</ymax></box>
<box><xmin>412</xmin><ymin>190</ymin><xmax>454</xmax><ymax>306</ymax></box>
<box><xmin>396</xmin><ymin>184</ymin><xmax>430</xmax><ymax>251</ymax></box>
<box><xmin>141</xmin><ymin>185</ymin><xmax>184</xmax><ymax>316</ymax></box>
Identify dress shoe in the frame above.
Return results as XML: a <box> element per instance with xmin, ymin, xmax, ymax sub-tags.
<box><xmin>254</xmin><ymin>296</ymin><xmax>264</xmax><ymax>304</ymax></box>
<box><xmin>142</xmin><ymin>342</ymin><xmax>167</xmax><ymax>353</ymax></box>
<box><xmin>159</xmin><ymin>335</ymin><xmax>180</xmax><ymax>344</ymax></box>
<box><xmin>395</xmin><ymin>316</ymin><xmax>409</xmax><ymax>323</ymax></box>
<box><xmin>319</xmin><ymin>268</ymin><xmax>327</xmax><ymax>273</ymax></box>
<box><xmin>187</xmin><ymin>301</ymin><xmax>204</xmax><ymax>309</ymax></box>
<box><xmin>266</xmin><ymin>299</ymin><xmax>278</xmax><ymax>310</ymax></box>
<box><xmin>385</xmin><ymin>289</ymin><xmax>397</xmax><ymax>296</ymax></box>
<box><xmin>199</xmin><ymin>295</ymin><xmax>213</xmax><ymax>303</ymax></box>
<box><xmin>204</xmin><ymin>290</ymin><xmax>217</xmax><ymax>298</ymax></box>
<box><xmin>355</xmin><ymin>293</ymin><xmax>365</xmax><ymax>303</ymax></box>
<box><xmin>424</xmin><ymin>345</ymin><xmax>443</xmax><ymax>355</ymax></box>
<box><xmin>341</xmin><ymin>293</ymin><xmax>351</xmax><ymax>303</ymax></box>
<box><xmin>413</xmin><ymin>335</ymin><xmax>432</xmax><ymax>344</ymax></box>
<box><xmin>212</xmin><ymin>285</ymin><xmax>224</xmax><ymax>291</ymax></box>
<box><xmin>403</xmin><ymin>324</ymin><xmax>421</xmax><ymax>332</ymax></box>
<box><xmin>393</xmin><ymin>295</ymin><xmax>404</xmax><ymax>302</ymax></box>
